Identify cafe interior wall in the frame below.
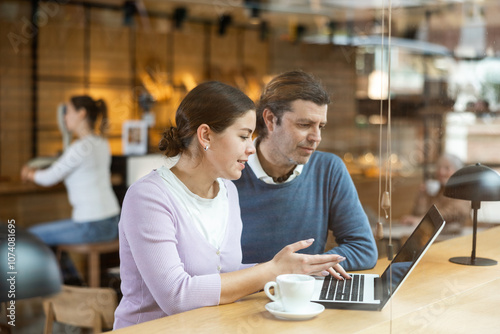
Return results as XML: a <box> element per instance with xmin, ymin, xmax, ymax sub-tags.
<box><xmin>0</xmin><ymin>0</ymin><xmax>352</xmax><ymax>183</ymax></box>
<box><xmin>0</xmin><ymin>1</ymin><xmax>258</xmax><ymax>182</ymax></box>
<box><xmin>1</xmin><ymin>0</ymin><xmax>500</xmax><ymax>184</ymax></box>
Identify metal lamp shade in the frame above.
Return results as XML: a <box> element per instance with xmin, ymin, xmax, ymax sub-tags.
<box><xmin>0</xmin><ymin>224</ymin><xmax>62</xmax><ymax>302</ymax></box>
<box><xmin>444</xmin><ymin>163</ymin><xmax>500</xmax><ymax>202</ymax></box>
<box><xmin>444</xmin><ymin>163</ymin><xmax>500</xmax><ymax>266</ymax></box>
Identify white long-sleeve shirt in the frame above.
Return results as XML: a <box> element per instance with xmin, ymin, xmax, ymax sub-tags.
<box><xmin>34</xmin><ymin>135</ymin><xmax>120</xmax><ymax>222</ymax></box>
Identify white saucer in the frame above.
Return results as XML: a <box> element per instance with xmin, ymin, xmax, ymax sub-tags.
<box><xmin>265</xmin><ymin>302</ymin><xmax>325</xmax><ymax>321</ymax></box>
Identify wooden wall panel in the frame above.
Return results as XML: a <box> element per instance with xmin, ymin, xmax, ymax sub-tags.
<box><xmin>38</xmin><ymin>5</ymin><xmax>86</xmax><ymax>78</ymax></box>
<box><xmin>90</xmin><ymin>8</ymin><xmax>131</xmax><ymax>84</ymax></box>
<box><xmin>242</xmin><ymin>29</ymin><xmax>269</xmax><ymax>78</ymax></box>
<box><xmin>135</xmin><ymin>17</ymin><xmax>168</xmax><ymax>73</ymax></box>
<box><xmin>0</xmin><ymin>1</ymin><xmax>32</xmax><ymax>181</ymax></box>
<box><xmin>35</xmin><ymin>4</ymin><xmax>86</xmax><ymax>159</ymax></box>
<box><xmin>172</xmin><ymin>22</ymin><xmax>206</xmax><ymax>87</ymax></box>
<box><xmin>210</xmin><ymin>25</ymin><xmax>240</xmax><ymax>84</ymax></box>
<box><xmin>135</xmin><ymin>15</ymin><xmax>175</xmax><ymax>142</ymax></box>
<box><xmin>238</xmin><ymin>28</ymin><xmax>269</xmax><ymax>102</ymax></box>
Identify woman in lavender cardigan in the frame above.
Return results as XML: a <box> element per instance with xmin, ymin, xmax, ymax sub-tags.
<box><xmin>114</xmin><ymin>82</ymin><xmax>348</xmax><ymax>329</ymax></box>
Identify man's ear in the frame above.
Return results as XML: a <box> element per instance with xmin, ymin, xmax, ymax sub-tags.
<box><xmin>262</xmin><ymin>108</ymin><xmax>277</xmax><ymax>133</ymax></box>
<box><xmin>196</xmin><ymin>124</ymin><xmax>211</xmax><ymax>150</ymax></box>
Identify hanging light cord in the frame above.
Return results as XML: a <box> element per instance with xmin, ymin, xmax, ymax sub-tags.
<box><xmin>376</xmin><ymin>2</ymin><xmax>394</xmax><ymax>260</ymax></box>
<box><xmin>386</xmin><ymin>2</ymin><xmax>394</xmax><ymax>334</ymax></box>
<box><xmin>386</xmin><ymin>0</ymin><xmax>393</xmax><ymax>261</ymax></box>
<box><xmin>377</xmin><ymin>9</ymin><xmax>385</xmax><ymax>240</ymax></box>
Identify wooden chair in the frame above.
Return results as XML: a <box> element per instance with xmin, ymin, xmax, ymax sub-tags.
<box><xmin>43</xmin><ymin>285</ymin><xmax>117</xmax><ymax>334</ymax></box>
<box><xmin>56</xmin><ymin>239</ymin><xmax>120</xmax><ymax>288</ymax></box>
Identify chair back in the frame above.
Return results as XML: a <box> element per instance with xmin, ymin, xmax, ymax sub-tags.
<box><xmin>43</xmin><ymin>285</ymin><xmax>117</xmax><ymax>334</ymax></box>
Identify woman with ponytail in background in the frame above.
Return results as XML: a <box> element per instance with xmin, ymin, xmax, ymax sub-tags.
<box><xmin>21</xmin><ymin>96</ymin><xmax>120</xmax><ymax>258</ymax></box>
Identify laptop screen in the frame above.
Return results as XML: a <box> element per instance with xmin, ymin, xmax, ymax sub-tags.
<box><xmin>379</xmin><ymin>205</ymin><xmax>445</xmax><ymax>307</ymax></box>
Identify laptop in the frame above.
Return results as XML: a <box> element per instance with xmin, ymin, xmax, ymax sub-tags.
<box><xmin>311</xmin><ymin>204</ymin><xmax>445</xmax><ymax>311</ymax></box>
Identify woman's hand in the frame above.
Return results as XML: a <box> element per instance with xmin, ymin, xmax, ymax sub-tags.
<box><xmin>20</xmin><ymin>165</ymin><xmax>36</xmax><ymax>182</ymax></box>
<box><xmin>269</xmin><ymin>238</ymin><xmax>350</xmax><ymax>280</ymax></box>
<box><xmin>220</xmin><ymin>238</ymin><xmax>351</xmax><ymax>304</ymax></box>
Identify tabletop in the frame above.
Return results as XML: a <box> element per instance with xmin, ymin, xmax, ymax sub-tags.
<box><xmin>113</xmin><ymin>226</ymin><xmax>500</xmax><ymax>334</ymax></box>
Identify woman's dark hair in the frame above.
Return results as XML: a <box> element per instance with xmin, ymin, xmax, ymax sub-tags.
<box><xmin>159</xmin><ymin>81</ymin><xmax>255</xmax><ymax>157</ymax></box>
<box><xmin>256</xmin><ymin>70</ymin><xmax>330</xmax><ymax>138</ymax></box>
<box><xmin>70</xmin><ymin>95</ymin><xmax>109</xmax><ymax>135</ymax></box>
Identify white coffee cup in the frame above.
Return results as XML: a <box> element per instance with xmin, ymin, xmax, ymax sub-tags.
<box><xmin>425</xmin><ymin>179</ymin><xmax>441</xmax><ymax>196</ymax></box>
<box><xmin>264</xmin><ymin>274</ymin><xmax>315</xmax><ymax>313</ymax></box>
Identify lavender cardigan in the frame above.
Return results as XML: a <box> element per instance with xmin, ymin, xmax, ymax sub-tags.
<box><xmin>113</xmin><ymin>171</ymin><xmax>251</xmax><ymax>329</ymax></box>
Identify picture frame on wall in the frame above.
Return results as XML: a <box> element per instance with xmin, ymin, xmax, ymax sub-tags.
<box><xmin>122</xmin><ymin>120</ymin><xmax>148</xmax><ymax>155</ymax></box>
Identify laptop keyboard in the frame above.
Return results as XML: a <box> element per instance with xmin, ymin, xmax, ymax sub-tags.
<box><xmin>319</xmin><ymin>274</ymin><xmax>364</xmax><ymax>302</ymax></box>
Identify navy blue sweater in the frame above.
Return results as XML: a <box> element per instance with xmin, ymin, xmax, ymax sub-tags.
<box><xmin>234</xmin><ymin>151</ymin><xmax>378</xmax><ymax>270</ymax></box>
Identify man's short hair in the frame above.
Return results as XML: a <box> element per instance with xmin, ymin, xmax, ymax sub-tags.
<box><xmin>256</xmin><ymin>70</ymin><xmax>331</xmax><ymax>138</ymax></box>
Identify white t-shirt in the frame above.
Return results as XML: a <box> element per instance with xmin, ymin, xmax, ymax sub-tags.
<box><xmin>156</xmin><ymin>165</ymin><xmax>228</xmax><ymax>250</ymax></box>
<box><xmin>34</xmin><ymin>135</ymin><xmax>120</xmax><ymax>222</ymax></box>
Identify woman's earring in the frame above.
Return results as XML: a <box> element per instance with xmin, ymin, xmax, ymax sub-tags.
<box><xmin>204</xmin><ymin>145</ymin><xmax>209</xmax><ymax>151</ymax></box>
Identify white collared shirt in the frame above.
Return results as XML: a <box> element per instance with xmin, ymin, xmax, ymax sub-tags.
<box><xmin>247</xmin><ymin>139</ymin><xmax>303</xmax><ymax>185</ymax></box>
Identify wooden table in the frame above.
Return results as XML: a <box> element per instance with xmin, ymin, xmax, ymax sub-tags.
<box><xmin>0</xmin><ymin>182</ymin><xmax>71</xmax><ymax>228</ymax></box>
<box><xmin>113</xmin><ymin>226</ymin><xmax>500</xmax><ymax>333</ymax></box>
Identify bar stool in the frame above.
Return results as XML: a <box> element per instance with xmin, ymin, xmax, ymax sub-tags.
<box><xmin>56</xmin><ymin>239</ymin><xmax>120</xmax><ymax>288</ymax></box>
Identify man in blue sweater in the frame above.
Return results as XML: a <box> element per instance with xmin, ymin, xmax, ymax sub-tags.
<box><xmin>234</xmin><ymin>70</ymin><xmax>378</xmax><ymax>271</ymax></box>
